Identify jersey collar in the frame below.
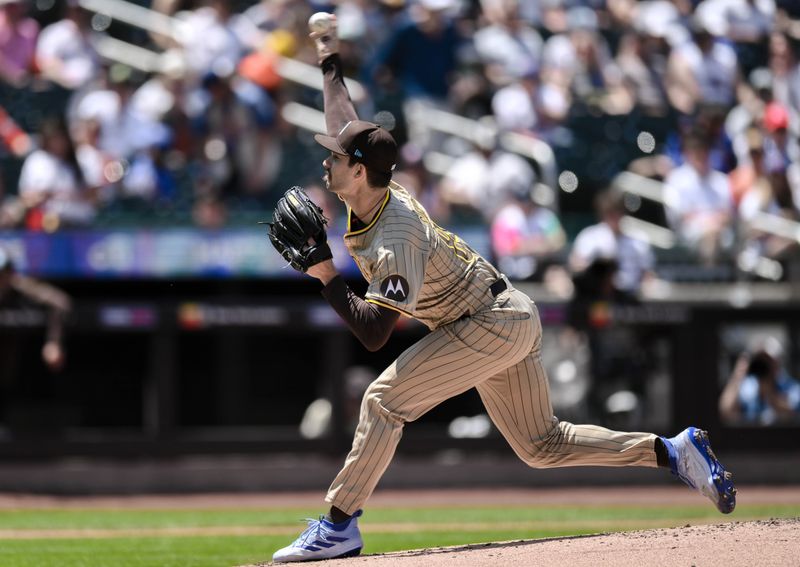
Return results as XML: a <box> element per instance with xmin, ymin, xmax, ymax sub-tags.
<box><xmin>345</xmin><ymin>189</ymin><xmax>390</xmax><ymax>237</ymax></box>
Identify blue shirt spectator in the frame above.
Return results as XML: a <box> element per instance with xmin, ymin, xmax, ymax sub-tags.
<box><xmin>737</xmin><ymin>371</ymin><xmax>800</xmax><ymax>425</ymax></box>
<box><xmin>720</xmin><ymin>348</ymin><xmax>800</xmax><ymax>426</ymax></box>
<box><xmin>368</xmin><ymin>3</ymin><xmax>463</xmax><ymax>101</ymax></box>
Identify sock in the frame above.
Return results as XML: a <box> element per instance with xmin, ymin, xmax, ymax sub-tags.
<box><xmin>327</xmin><ymin>506</ymin><xmax>352</xmax><ymax>527</ymax></box>
<box><xmin>655</xmin><ymin>437</ymin><xmax>670</xmax><ymax>468</ymax></box>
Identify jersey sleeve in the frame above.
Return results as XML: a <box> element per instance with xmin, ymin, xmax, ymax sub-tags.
<box><xmin>364</xmin><ymin>240</ymin><xmax>429</xmax><ymax>316</ymax></box>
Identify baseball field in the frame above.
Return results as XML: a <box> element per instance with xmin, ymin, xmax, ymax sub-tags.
<box><xmin>0</xmin><ymin>487</ymin><xmax>797</xmax><ymax>567</ymax></box>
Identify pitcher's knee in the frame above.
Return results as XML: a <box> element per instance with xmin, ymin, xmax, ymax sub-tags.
<box><xmin>516</xmin><ymin>423</ymin><xmax>569</xmax><ymax>468</ymax></box>
<box><xmin>361</xmin><ymin>384</ymin><xmax>405</xmax><ymax>425</ymax></box>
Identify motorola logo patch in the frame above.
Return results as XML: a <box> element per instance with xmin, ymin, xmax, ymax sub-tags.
<box><xmin>380</xmin><ymin>275</ymin><xmax>409</xmax><ymax>301</ymax></box>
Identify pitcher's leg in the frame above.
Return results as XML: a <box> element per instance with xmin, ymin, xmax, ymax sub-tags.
<box><xmin>477</xmin><ymin>346</ymin><xmax>658</xmax><ymax>469</ymax></box>
<box><xmin>327</xmin><ymin>311</ymin><xmax>535</xmax><ymax>514</ymax></box>
<box><xmin>324</xmin><ymin>378</ymin><xmax>404</xmax><ymax>515</ymax></box>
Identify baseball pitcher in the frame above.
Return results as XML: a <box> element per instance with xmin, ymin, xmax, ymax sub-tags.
<box><xmin>266</xmin><ymin>14</ymin><xmax>736</xmax><ymax>563</ymax></box>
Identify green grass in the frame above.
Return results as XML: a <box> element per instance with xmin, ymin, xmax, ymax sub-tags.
<box><xmin>0</xmin><ymin>504</ymin><xmax>796</xmax><ymax>529</ymax></box>
<box><xmin>0</xmin><ymin>536</ymin><xmax>280</xmax><ymax>567</ymax></box>
<box><xmin>0</xmin><ymin>504</ymin><xmax>796</xmax><ymax>567</ymax></box>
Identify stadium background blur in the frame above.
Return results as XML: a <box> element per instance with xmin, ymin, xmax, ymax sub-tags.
<box><xmin>0</xmin><ymin>0</ymin><xmax>799</xmax><ymax>492</ymax></box>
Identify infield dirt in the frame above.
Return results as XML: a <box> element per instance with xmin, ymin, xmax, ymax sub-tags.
<box><xmin>256</xmin><ymin>518</ymin><xmax>800</xmax><ymax>567</ymax></box>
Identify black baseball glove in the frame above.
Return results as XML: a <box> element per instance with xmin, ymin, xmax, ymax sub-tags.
<box><xmin>264</xmin><ymin>186</ymin><xmax>333</xmax><ymax>273</ymax></box>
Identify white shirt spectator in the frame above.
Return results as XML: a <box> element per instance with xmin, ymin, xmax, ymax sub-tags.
<box><xmin>18</xmin><ymin>149</ymin><xmax>94</xmax><ymax>225</ymax></box>
<box><xmin>702</xmin><ymin>0</ymin><xmax>775</xmax><ymax>42</ymax></box>
<box><xmin>542</xmin><ymin>34</ymin><xmax>577</xmax><ymax>74</ymax></box>
<box><xmin>571</xmin><ymin>222</ymin><xmax>654</xmax><ymax>293</ymax></box>
<box><xmin>541</xmin><ymin>29</ymin><xmax>614</xmax><ymax>78</ymax></box>
<box><xmin>486</xmin><ymin>152</ymin><xmax>536</xmax><ymax>214</ymax></box>
<box><xmin>175</xmin><ymin>6</ymin><xmax>242</xmax><ymax>79</ymax></box>
<box><xmin>492</xmin><ymin>82</ymin><xmax>537</xmax><ymax>131</ymax></box>
<box><xmin>492</xmin><ymin>78</ymin><xmax>569</xmax><ymax>134</ymax></box>
<box><xmin>738</xmin><ymin>182</ymin><xmax>800</xmax><ymax>222</ymax></box>
<box><xmin>35</xmin><ymin>19</ymin><xmax>98</xmax><ymax>89</ymax></box>
<box><xmin>474</xmin><ymin>23</ymin><xmax>543</xmax><ymax>85</ymax></box>
<box><xmin>75</xmin><ymin>87</ymin><xmax>170</xmax><ymax>160</ymax></box>
<box><xmin>440</xmin><ymin>149</ymin><xmax>536</xmax><ymax>219</ymax></box>
<box><xmin>74</xmin><ymin>88</ymin><xmax>120</xmax><ymax>125</ymax></box>
<box><xmin>672</xmin><ymin>40</ymin><xmax>738</xmax><ymax>107</ymax></box>
<box><xmin>131</xmin><ymin>77</ymin><xmax>177</xmax><ymax>122</ymax></box>
<box><xmin>663</xmin><ymin>163</ymin><xmax>733</xmax><ymax>242</ymax></box>
<box><xmin>440</xmin><ymin>150</ymin><xmax>490</xmax><ymax>210</ymax></box>
<box><xmin>75</xmin><ymin>143</ymin><xmax>106</xmax><ymax>189</ymax></box>
<box><xmin>19</xmin><ymin>149</ymin><xmax>79</xmax><ymax>198</ymax></box>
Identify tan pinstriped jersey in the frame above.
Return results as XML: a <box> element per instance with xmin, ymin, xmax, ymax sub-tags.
<box><xmin>343</xmin><ymin>181</ymin><xmax>501</xmax><ymax>330</ymax></box>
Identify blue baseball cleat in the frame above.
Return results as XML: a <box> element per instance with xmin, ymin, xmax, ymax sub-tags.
<box><xmin>272</xmin><ymin>510</ymin><xmax>363</xmax><ymax>563</ymax></box>
<box><xmin>662</xmin><ymin>427</ymin><xmax>737</xmax><ymax>514</ymax></box>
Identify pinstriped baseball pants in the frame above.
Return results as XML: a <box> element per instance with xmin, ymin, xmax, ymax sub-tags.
<box><xmin>325</xmin><ymin>288</ymin><xmax>658</xmax><ymax>515</ymax></box>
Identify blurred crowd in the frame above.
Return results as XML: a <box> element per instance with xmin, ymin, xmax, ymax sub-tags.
<box><xmin>1</xmin><ymin>0</ymin><xmax>800</xmax><ymax>285</ymax></box>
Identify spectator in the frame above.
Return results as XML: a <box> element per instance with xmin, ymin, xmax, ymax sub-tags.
<box><xmin>130</xmin><ymin>68</ymin><xmax>195</xmax><ymax>159</ymax></box>
<box><xmin>767</xmin><ymin>31</ymin><xmax>800</xmax><ymax>117</ymax></box>
<box><xmin>570</xmin><ymin>189</ymin><xmax>656</xmax><ymax>295</ymax></box>
<box><xmin>229</xmin><ymin>0</ymin><xmax>303</xmax><ymax>53</ymax></box>
<box><xmin>719</xmin><ymin>341</ymin><xmax>800</xmax><ymax>425</ymax></box>
<box><xmin>121</xmin><ymin>144</ymin><xmax>179</xmax><ymax>207</ymax></box>
<box><xmin>666</xmin><ymin>103</ymin><xmax>736</xmax><ymax>173</ymax></box>
<box><xmin>369</xmin><ymin>0</ymin><xmax>464</xmax><ymax>104</ymax></box>
<box><xmin>737</xmin><ymin>128</ymin><xmax>800</xmax><ymax>264</ymax></box>
<box><xmin>437</xmin><ymin>134</ymin><xmax>495</xmax><ymax>214</ymax></box>
<box><xmin>359</xmin><ymin>1</ymin><xmax>410</xmax><ymax>64</ymax></box>
<box><xmin>541</xmin><ymin>7</ymin><xmax>631</xmax><ymax>116</ymax></box>
<box><xmin>173</xmin><ymin>0</ymin><xmax>244</xmax><ymax>81</ymax></box>
<box><xmin>666</xmin><ymin>13</ymin><xmax>739</xmax><ymax>115</ymax></box>
<box><xmin>615</xmin><ymin>19</ymin><xmax>672</xmax><ymax>118</ymax></box>
<box><xmin>392</xmin><ymin>142</ymin><xmax>451</xmax><ymax>224</ymax></box>
<box><xmin>0</xmin><ymin>0</ymin><xmax>39</xmax><ymax>88</ymax></box>
<box><xmin>695</xmin><ymin>104</ymin><xmax>737</xmax><ymax>174</ymax></box>
<box><xmin>708</xmin><ymin>0</ymin><xmax>775</xmax><ymax>76</ymax></box>
<box><xmin>96</xmin><ymin>65</ymin><xmax>172</xmax><ymax>162</ymax></box>
<box><xmin>72</xmin><ymin>114</ymin><xmax>118</xmax><ymax>206</ymax></box>
<box><xmin>17</xmin><ymin>116</ymin><xmax>96</xmax><ymax>230</ymax></box>
<box><xmin>726</xmin><ymin>67</ymin><xmax>776</xmax><ymax>165</ymax></box>
<box><xmin>761</xmin><ymin>101</ymin><xmax>797</xmax><ymax>174</ymax></box>
<box><xmin>187</xmin><ymin>69</ymin><xmax>278</xmax><ymax>199</ymax></box>
<box><xmin>492</xmin><ymin>61</ymin><xmax>570</xmax><ymax>141</ymax></box>
<box><xmin>474</xmin><ymin>0</ymin><xmax>543</xmax><ymax>88</ymax></box>
<box><xmin>491</xmin><ymin>64</ymin><xmax>542</xmax><ymax>134</ymax></box>
<box><xmin>663</xmin><ymin>131</ymin><xmax>735</xmax><ymax>265</ymax></box>
<box><xmin>730</xmin><ymin>126</ymin><xmax>770</xmax><ymax>206</ymax></box>
<box><xmin>438</xmin><ymin>135</ymin><xmax>538</xmax><ymax>220</ymax></box>
<box><xmin>0</xmin><ymin>246</ymin><xmax>71</xmax><ymax>425</ymax></box>
<box><xmin>491</xmin><ymin>182</ymin><xmax>566</xmax><ymax>281</ymax></box>
<box><xmin>35</xmin><ymin>0</ymin><xmax>99</xmax><ymax>90</ymax></box>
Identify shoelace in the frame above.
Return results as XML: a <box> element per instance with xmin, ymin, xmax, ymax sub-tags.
<box><xmin>294</xmin><ymin>516</ymin><xmax>328</xmax><ymax>547</ymax></box>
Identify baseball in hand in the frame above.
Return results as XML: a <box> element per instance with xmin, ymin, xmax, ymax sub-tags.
<box><xmin>308</xmin><ymin>12</ymin><xmax>334</xmax><ymax>33</ymax></box>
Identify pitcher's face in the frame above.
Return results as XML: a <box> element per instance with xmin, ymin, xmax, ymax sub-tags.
<box><xmin>323</xmin><ymin>152</ymin><xmax>357</xmax><ymax>194</ymax></box>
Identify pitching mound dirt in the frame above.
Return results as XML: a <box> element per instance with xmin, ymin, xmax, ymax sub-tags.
<box><xmin>257</xmin><ymin>518</ymin><xmax>799</xmax><ymax>567</ymax></box>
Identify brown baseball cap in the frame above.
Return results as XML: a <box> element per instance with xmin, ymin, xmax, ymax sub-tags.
<box><xmin>315</xmin><ymin>120</ymin><xmax>397</xmax><ymax>175</ymax></box>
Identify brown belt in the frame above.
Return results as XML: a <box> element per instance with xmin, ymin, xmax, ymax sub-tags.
<box><xmin>455</xmin><ymin>278</ymin><xmax>509</xmax><ymax>323</ymax></box>
<box><xmin>489</xmin><ymin>278</ymin><xmax>508</xmax><ymax>297</ymax></box>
